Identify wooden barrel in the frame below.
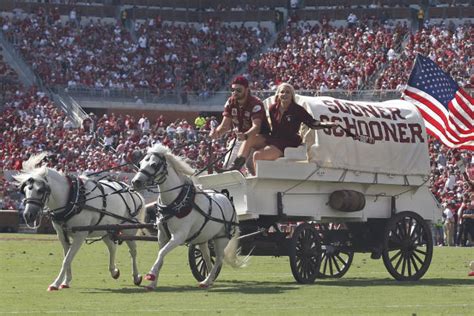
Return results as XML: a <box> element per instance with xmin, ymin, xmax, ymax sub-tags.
<box><xmin>328</xmin><ymin>190</ymin><xmax>366</xmax><ymax>212</ymax></box>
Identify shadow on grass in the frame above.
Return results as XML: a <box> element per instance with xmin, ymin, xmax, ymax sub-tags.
<box><xmin>83</xmin><ymin>285</ymin><xmax>204</xmax><ymax>294</ymax></box>
<box><xmin>84</xmin><ymin>280</ymin><xmax>300</xmax><ymax>295</ymax></box>
<box><xmin>206</xmin><ymin>280</ymin><xmax>300</xmax><ymax>294</ymax></box>
<box><xmin>83</xmin><ymin>277</ymin><xmax>471</xmax><ymax>295</ymax></box>
<box><xmin>318</xmin><ymin>277</ymin><xmax>473</xmax><ymax>287</ymax></box>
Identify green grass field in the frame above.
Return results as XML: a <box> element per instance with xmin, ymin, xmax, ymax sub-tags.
<box><xmin>1</xmin><ymin>233</ymin><xmax>472</xmax><ymax>315</ymax></box>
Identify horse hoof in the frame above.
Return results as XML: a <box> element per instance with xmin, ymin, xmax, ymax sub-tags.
<box><xmin>112</xmin><ymin>269</ymin><xmax>120</xmax><ymax>279</ymax></box>
<box><xmin>59</xmin><ymin>284</ymin><xmax>70</xmax><ymax>289</ymax></box>
<box><xmin>47</xmin><ymin>286</ymin><xmax>58</xmax><ymax>291</ymax></box>
<box><xmin>134</xmin><ymin>275</ymin><xmax>143</xmax><ymax>286</ymax></box>
<box><xmin>145</xmin><ymin>285</ymin><xmax>155</xmax><ymax>291</ymax></box>
<box><xmin>145</xmin><ymin>273</ymin><xmax>156</xmax><ymax>281</ymax></box>
<box><xmin>198</xmin><ymin>283</ymin><xmax>210</xmax><ymax>289</ymax></box>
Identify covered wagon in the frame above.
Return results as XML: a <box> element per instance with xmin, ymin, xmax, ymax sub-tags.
<box><xmin>195</xmin><ymin>95</ymin><xmax>441</xmax><ymax>283</ymax></box>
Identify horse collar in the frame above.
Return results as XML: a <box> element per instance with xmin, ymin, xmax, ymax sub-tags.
<box><xmin>51</xmin><ymin>175</ymin><xmax>86</xmax><ymax>223</ymax></box>
<box><xmin>157</xmin><ymin>180</ymin><xmax>195</xmax><ymax>219</ymax></box>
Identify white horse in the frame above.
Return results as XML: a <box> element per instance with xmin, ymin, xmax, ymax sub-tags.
<box><xmin>131</xmin><ymin>144</ymin><xmax>244</xmax><ymax>290</ymax></box>
<box><xmin>13</xmin><ymin>153</ymin><xmax>146</xmax><ymax>291</ymax></box>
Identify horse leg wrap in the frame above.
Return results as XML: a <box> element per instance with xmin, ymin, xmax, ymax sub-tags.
<box><xmin>145</xmin><ymin>273</ymin><xmax>156</xmax><ymax>281</ymax></box>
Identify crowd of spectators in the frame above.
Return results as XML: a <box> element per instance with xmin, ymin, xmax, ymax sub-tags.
<box><xmin>1</xmin><ymin>8</ymin><xmax>471</xmax><ymax>97</ymax></box>
<box><xmin>428</xmin><ymin>138</ymin><xmax>473</xmax><ymax>247</ymax></box>
<box><xmin>1</xmin><ymin>8</ymin><xmax>271</xmax><ymax>99</ymax></box>
<box><xmin>0</xmin><ymin>86</ymin><xmax>229</xmax><ymax>170</ymax></box>
<box><xmin>0</xmin><ymin>53</ymin><xmax>18</xmax><ymax>81</ymax></box>
<box><xmin>0</xmin><ymin>84</ymin><xmax>231</xmax><ymax>211</ymax></box>
<box><xmin>375</xmin><ymin>22</ymin><xmax>473</xmax><ymax>90</ymax></box>
<box><xmin>0</xmin><ymin>52</ymin><xmax>21</xmax><ymax>102</ymax></box>
<box><xmin>246</xmin><ymin>16</ymin><xmax>409</xmax><ymax>91</ymax></box>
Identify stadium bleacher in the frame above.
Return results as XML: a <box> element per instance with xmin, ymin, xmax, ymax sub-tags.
<box><xmin>1</xmin><ymin>9</ymin><xmax>271</xmax><ymax>99</ymax></box>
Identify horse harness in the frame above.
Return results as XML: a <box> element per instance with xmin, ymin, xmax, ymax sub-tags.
<box><xmin>49</xmin><ymin>176</ymin><xmax>87</xmax><ymax>223</ymax></box>
<box><xmin>39</xmin><ymin>175</ymin><xmax>142</xmax><ymax>227</ymax></box>
<box><xmin>155</xmin><ymin>179</ymin><xmax>238</xmax><ymax>244</ymax></box>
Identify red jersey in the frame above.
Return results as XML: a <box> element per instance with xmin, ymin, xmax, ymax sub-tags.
<box><xmin>222</xmin><ymin>95</ymin><xmax>270</xmax><ymax>134</ymax></box>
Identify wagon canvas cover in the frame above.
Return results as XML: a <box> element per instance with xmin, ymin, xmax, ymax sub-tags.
<box><xmin>296</xmin><ymin>96</ymin><xmax>430</xmax><ymax>176</ymax></box>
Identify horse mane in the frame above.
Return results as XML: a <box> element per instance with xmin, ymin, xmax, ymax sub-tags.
<box><xmin>11</xmin><ymin>152</ymin><xmax>50</xmax><ymax>185</ymax></box>
<box><xmin>148</xmin><ymin>144</ymin><xmax>195</xmax><ymax>176</ymax></box>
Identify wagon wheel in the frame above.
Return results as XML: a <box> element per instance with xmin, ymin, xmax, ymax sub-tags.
<box><xmin>188</xmin><ymin>242</ymin><xmax>221</xmax><ymax>282</ymax></box>
<box><xmin>316</xmin><ymin>224</ymin><xmax>354</xmax><ymax>278</ymax></box>
<box><xmin>289</xmin><ymin>223</ymin><xmax>322</xmax><ymax>284</ymax></box>
<box><xmin>317</xmin><ymin>245</ymin><xmax>354</xmax><ymax>278</ymax></box>
<box><xmin>382</xmin><ymin>211</ymin><xmax>433</xmax><ymax>281</ymax></box>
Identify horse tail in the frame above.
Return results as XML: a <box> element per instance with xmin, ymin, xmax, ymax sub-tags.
<box><xmin>223</xmin><ymin>228</ymin><xmax>250</xmax><ymax>268</ymax></box>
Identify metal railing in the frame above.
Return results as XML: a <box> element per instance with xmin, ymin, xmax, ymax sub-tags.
<box><xmin>55</xmin><ymin>85</ymin><xmax>410</xmax><ymax>108</ymax></box>
<box><xmin>0</xmin><ymin>31</ymin><xmax>39</xmax><ymax>88</ymax></box>
<box><xmin>54</xmin><ymin>86</ymin><xmax>183</xmax><ymax>104</ymax></box>
<box><xmin>51</xmin><ymin>90</ymin><xmax>89</xmax><ymax>127</ymax></box>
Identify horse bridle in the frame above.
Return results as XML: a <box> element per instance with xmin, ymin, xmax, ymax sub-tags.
<box><xmin>137</xmin><ymin>153</ymin><xmax>168</xmax><ymax>185</ymax></box>
<box><xmin>21</xmin><ymin>177</ymin><xmax>51</xmax><ymax>209</ymax></box>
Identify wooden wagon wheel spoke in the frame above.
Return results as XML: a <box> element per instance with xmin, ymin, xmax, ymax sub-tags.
<box><xmin>412</xmin><ymin>250</ymin><xmax>426</xmax><ymax>266</ymax></box>
<box><xmin>300</xmin><ymin>260</ymin><xmax>308</xmax><ymax>278</ymax></box>
<box><xmin>198</xmin><ymin>256</ymin><xmax>208</xmax><ymax>276</ymax></box>
<box><xmin>394</xmin><ymin>252</ymin><xmax>404</xmax><ymax>271</ymax></box>
<box><xmin>406</xmin><ymin>255</ymin><xmax>412</xmax><ymax>276</ymax></box>
<box><xmin>396</xmin><ymin>221</ymin><xmax>407</xmax><ymax>239</ymax></box>
<box><xmin>304</xmin><ymin>262</ymin><xmax>310</xmax><ymax>278</ymax></box>
<box><xmin>296</xmin><ymin>258</ymin><xmax>304</xmax><ymax>271</ymax></box>
<box><xmin>389</xmin><ymin>228</ymin><xmax>403</xmax><ymax>244</ymax></box>
<box><xmin>322</xmin><ymin>254</ymin><xmax>329</xmax><ymax>275</ymax></box>
<box><xmin>328</xmin><ymin>255</ymin><xmax>334</xmax><ymax>275</ymax></box>
<box><xmin>407</xmin><ymin>217</ymin><xmax>415</xmax><ymax>235</ymax></box>
<box><xmin>327</xmin><ymin>256</ymin><xmax>337</xmax><ymax>273</ymax></box>
<box><xmin>409</xmin><ymin>255</ymin><xmax>420</xmax><ymax>273</ymax></box>
<box><xmin>411</xmin><ymin>234</ymin><xmax>424</xmax><ymax>246</ymax></box>
<box><xmin>334</xmin><ymin>253</ymin><xmax>348</xmax><ymax>268</ymax></box>
<box><xmin>389</xmin><ymin>249</ymin><xmax>402</xmax><ymax>264</ymax></box>
<box><xmin>321</xmin><ymin>252</ymin><xmax>327</xmax><ymax>262</ymax></box>
<box><xmin>413</xmin><ymin>247</ymin><xmax>427</xmax><ymax>256</ymax></box>
<box><xmin>398</xmin><ymin>220</ymin><xmax>407</xmax><ymax>239</ymax></box>
<box><xmin>400</xmin><ymin>255</ymin><xmax>407</xmax><ymax>276</ymax></box>
<box><xmin>409</xmin><ymin>223</ymin><xmax>424</xmax><ymax>243</ymax></box>
<box><xmin>331</xmin><ymin>255</ymin><xmax>342</xmax><ymax>273</ymax></box>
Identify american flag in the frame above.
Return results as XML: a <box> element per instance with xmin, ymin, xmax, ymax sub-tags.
<box><xmin>402</xmin><ymin>54</ymin><xmax>473</xmax><ymax>150</ymax></box>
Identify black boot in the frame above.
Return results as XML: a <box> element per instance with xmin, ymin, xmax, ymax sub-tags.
<box><xmin>216</xmin><ymin>156</ymin><xmax>246</xmax><ymax>173</ymax></box>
